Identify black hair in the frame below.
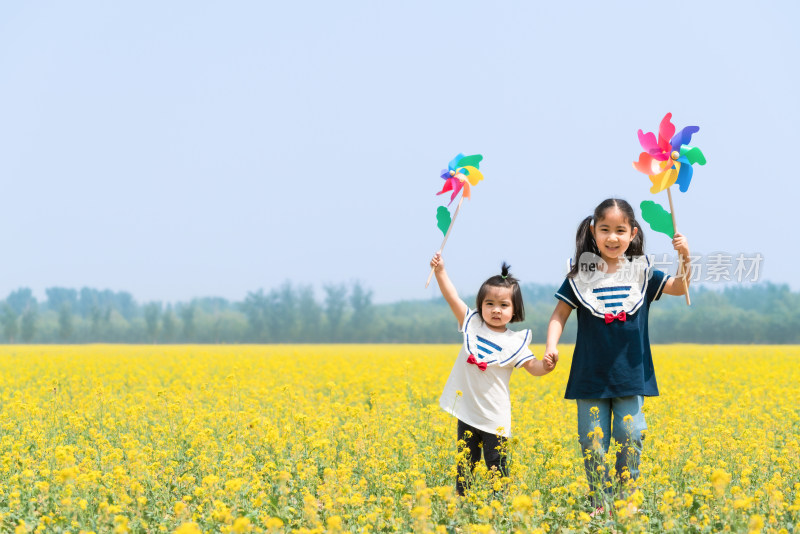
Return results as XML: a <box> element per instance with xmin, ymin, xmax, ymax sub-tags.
<box><xmin>476</xmin><ymin>262</ymin><xmax>525</xmax><ymax>323</ymax></box>
<box><xmin>568</xmin><ymin>198</ymin><xmax>645</xmax><ymax>278</ymax></box>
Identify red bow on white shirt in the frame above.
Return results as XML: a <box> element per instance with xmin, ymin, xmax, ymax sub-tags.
<box><xmin>466</xmin><ymin>354</ymin><xmax>488</xmax><ymax>371</ymax></box>
<box><xmin>604</xmin><ymin>311</ymin><xmax>627</xmax><ymax>324</ymax></box>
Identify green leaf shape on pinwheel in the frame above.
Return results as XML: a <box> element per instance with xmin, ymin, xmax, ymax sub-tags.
<box><xmin>455</xmin><ymin>154</ymin><xmax>483</xmax><ymax>169</ymax></box>
<box><xmin>436</xmin><ymin>206</ymin><xmax>452</xmax><ymax>236</ymax></box>
<box><xmin>680</xmin><ymin>146</ymin><xmax>706</xmax><ymax>166</ymax></box>
<box><xmin>640</xmin><ymin>200</ymin><xmax>674</xmax><ymax>238</ymax></box>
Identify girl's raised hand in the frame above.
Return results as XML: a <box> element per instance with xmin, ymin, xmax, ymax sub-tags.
<box><xmin>663</xmin><ymin>232</ymin><xmax>692</xmax><ymax>297</ymax></box>
<box><xmin>430</xmin><ymin>252</ymin><xmax>445</xmax><ymax>272</ymax></box>
<box><xmin>672</xmin><ymin>232</ymin><xmax>690</xmax><ymax>259</ymax></box>
<box><xmin>429</xmin><ymin>252</ymin><xmax>467</xmax><ymax>325</ymax></box>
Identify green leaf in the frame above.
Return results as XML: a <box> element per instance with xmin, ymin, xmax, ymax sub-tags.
<box><xmin>436</xmin><ymin>206</ymin><xmax>451</xmax><ymax>236</ymax></box>
<box><xmin>640</xmin><ymin>200</ymin><xmax>674</xmax><ymax>238</ymax></box>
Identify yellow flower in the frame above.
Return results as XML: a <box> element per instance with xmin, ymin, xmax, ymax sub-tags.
<box><xmin>173</xmin><ymin>523</ymin><xmax>202</xmax><ymax>534</ymax></box>
<box><xmin>264</xmin><ymin>517</ymin><xmax>284</xmax><ymax>530</ymax></box>
<box><xmin>411</xmin><ymin>506</ymin><xmax>431</xmax><ymax>520</ymax></box>
<box><xmin>748</xmin><ymin>514</ymin><xmax>764</xmax><ymax>533</ymax></box>
<box><xmin>512</xmin><ymin>495</ymin><xmax>532</xmax><ymax>512</ymax></box>
<box><xmin>710</xmin><ymin>468</ymin><xmax>731</xmax><ymax>496</ymax></box>
<box><xmin>326</xmin><ymin>516</ymin><xmax>343</xmax><ymax>531</ymax></box>
<box><xmin>231</xmin><ymin>517</ymin><xmax>252</xmax><ymax>533</ymax></box>
<box><xmin>112</xmin><ymin>516</ymin><xmax>129</xmax><ymax>534</ymax></box>
<box><xmin>225</xmin><ymin>478</ymin><xmax>246</xmax><ymax>492</ymax></box>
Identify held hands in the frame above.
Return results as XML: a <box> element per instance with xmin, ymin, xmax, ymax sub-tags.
<box><xmin>543</xmin><ymin>348</ymin><xmax>559</xmax><ymax>371</ymax></box>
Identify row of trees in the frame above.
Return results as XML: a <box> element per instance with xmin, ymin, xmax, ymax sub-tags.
<box><xmin>1</xmin><ymin>282</ymin><xmax>799</xmax><ymax>344</ymax></box>
<box><xmin>0</xmin><ymin>282</ymin><xmax>375</xmax><ymax>344</ymax></box>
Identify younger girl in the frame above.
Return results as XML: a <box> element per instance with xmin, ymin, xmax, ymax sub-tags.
<box><xmin>544</xmin><ymin>198</ymin><xmax>690</xmax><ymax>512</ymax></box>
<box><xmin>431</xmin><ymin>252</ymin><xmax>557</xmax><ymax>495</ymax></box>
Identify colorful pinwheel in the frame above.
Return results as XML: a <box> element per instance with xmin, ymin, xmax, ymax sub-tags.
<box><xmin>436</xmin><ymin>153</ymin><xmax>484</xmax><ymax>205</ymax></box>
<box><xmin>633</xmin><ymin>113</ymin><xmax>706</xmax><ymax>194</ymax></box>
<box><xmin>632</xmin><ymin>113</ymin><xmax>706</xmax><ymax>305</ymax></box>
<box><xmin>426</xmin><ymin>153</ymin><xmax>485</xmax><ymax>288</ymax></box>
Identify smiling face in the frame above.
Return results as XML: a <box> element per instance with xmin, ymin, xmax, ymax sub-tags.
<box><xmin>591</xmin><ymin>207</ymin><xmax>639</xmax><ymax>266</ymax></box>
<box><xmin>480</xmin><ymin>285</ymin><xmax>514</xmax><ymax>332</ymax></box>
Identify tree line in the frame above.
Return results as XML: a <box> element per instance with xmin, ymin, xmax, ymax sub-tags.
<box><xmin>1</xmin><ymin>282</ymin><xmax>798</xmax><ymax>344</ymax></box>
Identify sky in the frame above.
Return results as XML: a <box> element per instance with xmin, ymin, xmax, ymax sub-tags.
<box><xmin>1</xmin><ymin>1</ymin><xmax>798</xmax><ymax>305</ymax></box>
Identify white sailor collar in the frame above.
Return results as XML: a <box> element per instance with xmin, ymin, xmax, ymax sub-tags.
<box><xmin>462</xmin><ymin>309</ymin><xmax>531</xmax><ymax>367</ymax></box>
<box><xmin>567</xmin><ymin>255</ymin><xmax>652</xmax><ymax>319</ymax></box>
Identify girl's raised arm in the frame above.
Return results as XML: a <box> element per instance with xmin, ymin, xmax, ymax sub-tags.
<box><xmin>662</xmin><ymin>232</ymin><xmax>692</xmax><ymax>296</ymax></box>
<box><xmin>430</xmin><ymin>253</ymin><xmax>468</xmax><ymax>328</ymax></box>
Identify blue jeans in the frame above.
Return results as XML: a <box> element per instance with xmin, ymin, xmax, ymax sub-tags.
<box><xmin>576</xmin><ymin>396</ymin><xmax>646</xmax><ymax>506</ymax></box>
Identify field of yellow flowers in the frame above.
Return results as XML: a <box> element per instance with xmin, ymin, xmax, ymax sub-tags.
<box><xmin>0</xmin><ymin>344</ymin><xmax>798</xmax><ymax>533</ymax></box>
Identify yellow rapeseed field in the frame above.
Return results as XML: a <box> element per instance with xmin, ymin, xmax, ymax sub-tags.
<box><xmin>0</xmin><ymin>345</ymin><xmax>798</xmax><ymax>533</ymax></box>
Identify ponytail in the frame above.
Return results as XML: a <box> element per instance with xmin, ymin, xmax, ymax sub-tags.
<box><xmin>568</xmin><ymin>215</ymin><xmax>599</xmax><ymax>278</ymax></box>
<box><xmin>628</xmin><ymin>217</ymin><xmax>645</xmax><ymax>258</ymax></box>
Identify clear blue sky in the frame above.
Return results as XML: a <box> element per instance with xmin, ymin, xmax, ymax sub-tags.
<box><xmin>1</xmin><ymin>1</ymin><xmax>797</xmax><ymax>304</ymax></box>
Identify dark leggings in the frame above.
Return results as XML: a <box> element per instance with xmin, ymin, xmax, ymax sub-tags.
<box><xmin>456</xmin><ymin>419</ymin><xmax>509</xmax><ymax>495</ymax></box>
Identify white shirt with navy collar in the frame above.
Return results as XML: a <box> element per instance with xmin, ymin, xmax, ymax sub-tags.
<box><xmin>439</xmin><ymin>307</ymin><xmax>535</xmax><ymax>437</ymax></box>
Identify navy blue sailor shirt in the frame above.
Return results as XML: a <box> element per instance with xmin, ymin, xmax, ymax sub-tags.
<box><xmin>555</xmin><ymin>256</ymin><xmax>671</xmax><ymax>400</ymax></box>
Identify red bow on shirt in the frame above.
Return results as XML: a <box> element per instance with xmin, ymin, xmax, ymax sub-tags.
<box><xmin>604</xmin><ymin>311</ymin><xmax>627</xmax><ymax>324</ymax></box>
<box><xmin>466</xmin><ymin>354</ymin><xmax>488</xmax><ymax>371</ymax></box>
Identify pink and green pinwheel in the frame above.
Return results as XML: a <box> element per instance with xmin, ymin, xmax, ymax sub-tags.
<box><xmin>426</xmin><ymin>153</ymin><xmax>485</xmax><ymax>288</ymax></box>
<box><xmin>633</xmin><ymin>113</ymin><xmax>707</xmax><ymax>194</ymax></box>
<box><xmin>436</xmin><ymin>153</ymin><xmax>484</xmax><ymax>207</ymax></box>
<box><xmin>632</xmin><ymin>114</ymin><xmax>704</xmax><ymax>306</ymax></box>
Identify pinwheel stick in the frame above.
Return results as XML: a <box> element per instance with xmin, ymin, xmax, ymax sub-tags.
<box><xmin>666</xmin><ymin>188</ymin><xmax>691</xmax><ymax>306</ymax></box>
<box><xmin>425</xmin><ymin>196</ymin><xmax>464</xmax><ymax>288</ymax></box>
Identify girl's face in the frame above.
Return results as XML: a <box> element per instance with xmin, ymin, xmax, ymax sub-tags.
<box><xmin>591</xmin><ymin>207</ymin><xmax>638</xmax><ymax>265</ymax></box>
<box><xmin>480</xmin><ymin>286</ymin><xmax>514</xmax><ymax>332</ymax></box>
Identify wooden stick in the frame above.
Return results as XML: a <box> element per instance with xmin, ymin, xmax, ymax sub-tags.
<box><xmin>426</xmin><ymin>196</ymin><xmax>465</xmax><ymax>288</ymax></box>
<box><xmin>666</xmin><ymin>187</ymin><xmax>691</xmax><ymax>306</ymax></box>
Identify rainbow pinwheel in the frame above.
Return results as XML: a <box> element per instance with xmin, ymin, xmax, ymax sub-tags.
<box><xmin>632</xmin><ymin>113</ymin><xmax>706</xmax><ymax>305</ymax></box>
<box><xmin>633</xmin><ymin>113</ymin><xmax>706</xmax><ymax>194</ymax></box>
<box><xmin>436</xmin><ymin>153</ymin><xmax>484</xmax><ymax>206</ymax></box>
<box><xmin>426</xmin><ymin>153</ymin><xmax>484</xmax><ymax>288</ymax></box>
